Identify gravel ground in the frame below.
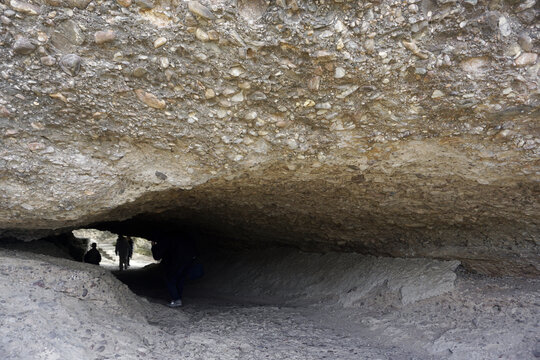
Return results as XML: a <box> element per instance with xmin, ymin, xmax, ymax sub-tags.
<box><xmin>0</xmin><ymin>245</ymin><xmax>538</xmax><ymax>360</ymax></box>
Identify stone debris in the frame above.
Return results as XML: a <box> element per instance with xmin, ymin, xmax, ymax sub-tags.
<box><xmin>95</xmin><ymin>30</ymin><xmax>116</xmax><ymax>44</ymax></box>
<box><xmin>9</xmin><ymin>0</ymin><xmax>39</xmax><ymax>15</ymax></box>
<box><xmin>188</xmin><ymin>1</ymin><xmax>216</xmax><ymax>20</ymax></box>
<box><xmin>135</xmin><ymin>89</ymin><xmax>166</xmax><ymax>109</ymax></box>
<box><xmin>153</xmin><ymin>37</ymin><xmax>167</xmax><ymax>48</ymax></box>
<box><xmin>514</xmin><ymin>53</ymin><xmax>538</xmax><ymax>67</ymax></box>
<box><xmin>13</xmin><ymin>38</ymin><xmax>35</xmax><ymax>54</ymax></box>
<box><xmin>59</xmin><ymin>54</ymin><xmax>81</xmax><ymax>76</ymax></box>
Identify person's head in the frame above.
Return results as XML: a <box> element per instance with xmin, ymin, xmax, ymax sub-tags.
<box><xmin>91</xmin><ymin>243</ymin><xmax>97</xmax><ymax>249</ymax></box>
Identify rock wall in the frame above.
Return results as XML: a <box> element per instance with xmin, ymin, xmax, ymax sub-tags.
<box><xmin>0</xmin><ymin>0</ymin><xmax>538</xmax><ymax>274</ymax></box>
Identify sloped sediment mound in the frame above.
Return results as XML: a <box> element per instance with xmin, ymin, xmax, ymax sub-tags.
<box><xmin>191</xmin><ymin>248</ymin><xmax>461</xmax><ymax>307</ymax></box>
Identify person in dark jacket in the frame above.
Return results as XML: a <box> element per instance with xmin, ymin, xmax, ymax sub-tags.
<box><xmin>126</xmin><ymin>236</ymin><xmax>134</xmax><ymax>267</ymax></box>
<box><xmin>151</xmin><ymin>232</ymin><xmax>197</xmax><ymax>308</ymax></box>
<box><xmin>84</xmin><ymin>243</ymin><xmax>102</xmax><ymax>265</ymax></box>
<box><xmin>115</xmin><ymin>235</ymin><xmax>130</xmax><ymax>271</ymax></box>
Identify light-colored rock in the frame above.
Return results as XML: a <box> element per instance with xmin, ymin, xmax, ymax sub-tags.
<box><xmin>154</xmin><ymin>37</ymin><xmax>167</xmax><ymax>48</ymax></box>
<box><xmin>95</xmin><ymin>30</ymin><xmax>116</xmax><ymax>44</ymax></box>
<box><xmin>9</xmin><ymin>0</ymin><xmax>39</xmax><ymax>15</ymax></box>
<box><xmin>187</xmin><ymin>1</ymin><xmax>216</xmax><ymax>20</ymax></box>
<box><xmin>515</xmin><ymin>53</ymin><xmax>537</xmax><ymax>67</ymax></box>
<box><xmin>135</xmin><ymin>89</ymin><xmax>166</xmax><ymax>109</ymax></box>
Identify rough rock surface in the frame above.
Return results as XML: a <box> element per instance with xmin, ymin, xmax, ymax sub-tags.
<box><xmin>0</xmin><ymin>0</ymin><xmax>538</xmax><ymax>274</ymax></box>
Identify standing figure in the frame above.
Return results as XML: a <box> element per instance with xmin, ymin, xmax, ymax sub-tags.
<box><xmin>115</xmin><ymin>235</ymin><xmax>129</xmax><ymax>271</ymax></box>
<box><xmin>151</xmin><ymin>231</ymin><xmax>197</xmax><ymax>308</ymax></box>
<box><xmin>126</xmin><ymin>236</ymin><xmax>134</xmax><ymax>268</ymax></box>
<box><xmin>84</xmin><ymin>243</ymin><xmax>102</xmax><ymax>265</ymax></box>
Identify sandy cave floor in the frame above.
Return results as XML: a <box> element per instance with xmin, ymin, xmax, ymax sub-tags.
<box><xmin>0</xmin><ymin>245</ymin><xmax>538</xmax><ymax>360</ymax></box>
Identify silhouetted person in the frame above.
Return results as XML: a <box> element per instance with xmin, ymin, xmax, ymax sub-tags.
<box><xmin>115</xmin><ymin>235</ymin><xmax>130</xmax><ymax>271</ymax></box>
<box><xmin>127</xmin><ymin>236</ymin><xmax>134</xmax><ymax>267</ymax></box>
<box><xmin>84</xmin><ymin>243</ymin><xmax>102</xmax><ymax>265</ymax></box>
<box><xmin>151</xmin><ymin>231</ymin><xmax>197</xmax><ymax>307</ymax></box>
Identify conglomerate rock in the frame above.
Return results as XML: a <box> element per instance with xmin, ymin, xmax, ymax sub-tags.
<box><xmin>0</xmin><ymin>0</ymin><xmax>538</xmax><ymax>275</ymax></box>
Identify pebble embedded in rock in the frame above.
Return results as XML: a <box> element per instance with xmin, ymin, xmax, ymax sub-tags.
<box><xmin>117</xmin><ymin>0</ymin><xmax>132</xmax><ymax>7</ymax></box>
<box><xmin>40</xmin><ymin>55</ymin><xmax>55</xmax><ymax>66</ymax></box>
<box><xmin>334</xmin><ymin>67</ymin><xmax>346</xmax><ymax>79</ymax></box>
<box><xmin>154</xmin><ymin>37</ymin><xmax>167</xmax><ymax>48</ymax></box>
<box><xmin>13</xmin><ymin>38</ymin><xmax>35</xmax><ymax>55</ymax></box>
<box><xmin>431</xmin><ymin>90</ymin><xmax>444</xmax><ymax>99</ymax></box>
<box><xmin>135</xmin><ymin>0</ymin><xmax>153</xmax><ymax>9</ymax></box>
<box><xmin>188</xmin><ymin>1</ymin><xmax>216</xmax><ymax>20</ymax></box>
<box><xmin>195</xmin><ymin>28</ymin><xmax>209</xmax><ymax>42</ymax></box>
<box><xmin>205</xmin><ymin>89</ymin><xmax>215</xmax><ymax>99</ymax></box>
<box><xmin>59</xmin><ymin>54</ymin><xmax>81</xmax><ymax>76</ymax></box>
<box><xmin>9</xmin><ymin>0</ymin><xmax>39</xmax><ymax>15</ymax></box>
<box><xmin>95</xmin><ymin>30</ymin><xmax>116</xmax><ymax>45</ymax></box>
<box><xmin>135</xmin><ymin>89</ymin><xmax>166</xmax><ymax>109</ymax></box>
<box><xmin>517</xmin><ymin>33</ymin><xmax>532</xmax><ymax>52</ymax></box>
<box><xmin>133</xmin><ymin>67</ymin><xmax>147</xmax><ymax>78</ymax></box>
<box><xmin>514</xmin><ymin>53</ymin><xmax>537</xmax><ymax>67</ymax></box>
<box><xmin>364</xmin><ymin>39</ymin><xmax>375</xmax><ymax>54</ymax></box>
<box><xmin>498</xmin><ymin>17</ymin><xmax>511</xmax><ymax>37</ymax></box>
<box><xmin>65</xmin><ymin>0</ymin><xmax>92</xmax><ymax>9</ymax></box>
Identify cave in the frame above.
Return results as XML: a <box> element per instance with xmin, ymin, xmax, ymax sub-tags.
<box><xmin>1</xmin><ymin>0</ymin><xmax>539</xmax><ymax>357</ymax></box>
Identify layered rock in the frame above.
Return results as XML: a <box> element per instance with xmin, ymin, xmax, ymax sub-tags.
<box><xmin>0</xmin><ymin>0</ymin><xmax>538</xmax><ymax>275</ymax></box>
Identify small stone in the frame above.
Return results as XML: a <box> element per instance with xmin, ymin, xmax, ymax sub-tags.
<box><xmin>135</xmin><ymin>0</ymin><xmax>153</xmax><ymax>9</ymax></box>
<box><xmin>238</xmin><ymin>82</ymin><xmax>250</xmax><ymax>90</ymax></box>
<box><xmin>204</xmin><ymin>89</ymin><xmax>215</xmax><ymax>99</ymax></box>
<box><xmin>336</xmin><ymin>38</ymin><xmax>344</xmax><ymax>51</ymax></box>
<box><xmin>207</xmin><ymin>30</ymin><xmax>219</xmax><ymax>41</ymax></box>
<box><xmin>249</xmin><ymin>91</ymin><xmax>266</xmax><ymax>101</ymax></box>
<box><xmin>402</xmin><ymin>40</ymin><xmax>428</xmax><ymax>59</ymax></box>
<box><xmin>27</xmin><ymin>142</ymin><xmax>45</xmax><ymax>151</ymax></box>
<box><xmin>95</xmin><ymin>30</ymin><xmax>116</xmax><ymax>44</ymax></box>
<box><xmin>307</xmin><ymin>76</ymin><xmax>320</xmax><ymax>91</ymax></box>
<box><xmin>517</xmin><ymin>33</ymin><xmax>532</xmax><ymax>52</ymax></box>
<box><xmin>195</xmin><ymin>28</ymin><xmax>209</xmax><ymax>42</ymax></box>
<box><xmin>53</xmin><ymin>20</ymin><xmax>85</xmax><ymax>48</ymax></box>
<box><xmin>155</xmin><ymin>171</ymin><xmax>167</xmax><ymax>180</ymax></box>
<box><xmin>244</xmin><ymin>111</ymin><xmax>257</xmax><ymax>120</ymax></box>
<box><xmin>133</xmin><ymin>67</ymin><xmax>147</xmax><ymax>78</ymax></box>
<box><xmin>49</xmin><ymin>92</ymin><xmax>67</xmax><ymax>102</ymax></box>
<box><xmin>498</xmin><ymin>17</ymin><xmax>511</xmax><ymax>37</ymax></box>
<box><xmin>431</xmin><ymin>90</ymin><xmax>444</xmax><ymax>99</ymax></box>
<box><xmin>303</xmin><ymin>99</ymin><xmax>315</xmax><ymax>107</ymax></box>
<box><xmin>231</xmin><ymin>92</ymin><xmax>244</xmax><ymax>102</ymax></box>
<box><xmin>135</xmin><ymin>89</ymin><xmax>166</xmax><ymax>109</ymax></box>
<box><xmin>65</xmin><ymin>0</ymin><xmax>92</xmax><ymax>9</ymax></box>
<box><xmin>10</xmin><ymin>0</ymin><xmax>39</xmax><ymax>15</ymax></box>
<box><xmin>364</xmin><ymin>39</ymin><xmax>375</xmax><ymax>54</ymax></box>
<box><xmin>463</xmin><ymin>0</ymin><xmax>477</xmax><ymax>5</ymax></box>
<box><xmin>160</xmin><ymin>57</ymin><xmax>169</xmax><ymax>69</ymax></box>
<box><xmin>0</xmin><ymin>106</ymin><xmax>11</xmax><ymax>118</ymax></box>
<box><xmin>13</xmin><ymin>38</ymin><xmax>36</xmax><ymax>55</ymax></box>
<box><xmin>188</xmin><ymin>1</ymin><xmax>216</xmax><ymax>20</ymax></box>
<box><xmin>1</xmin><ymin>16</ymin><xmax>12</xmax><ymax>25</ymax></box>
<box><xmin>514</xmin><ymin>53</ymin><xmax>537</xmax><ymax>67</ymax></box>
<box><xmin>154</xmin><ymin>37</ymin><xmax>167</xmax><ymax>48</ymax></box>
<box><xmin>334</xmin><ymin>67</ymin><xmax>346</xmax><ymax>79</ymax></box>
<box><xmin>117</xmin><ymin>0</ymin><xmax>131</xmax><ymax>7</ymax></box>
<box><xmin>286</xmin><ymin>138</ymin><xmax>298</xmax><ymax>150</ymax></box>
<box><xmin>59</xmin><ymin>54</ymin><xmax>81</xmax><ymax>76</ymax></box>
<box><xmin>229</xmin><ymin>67</ymin><xmax>244</xmax><ymax>77</ymax></box>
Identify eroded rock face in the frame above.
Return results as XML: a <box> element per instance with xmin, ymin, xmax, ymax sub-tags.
<box><xmin>0</xmin><ymin>0</ymin><xmax>538</xmax><ymax>275</ymax></box>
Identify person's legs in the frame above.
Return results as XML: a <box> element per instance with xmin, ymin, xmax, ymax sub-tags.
<box><xmin>165</xmin><ymin>265</ymin><xmax>188</xmax><ymax>301</ymax></box>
